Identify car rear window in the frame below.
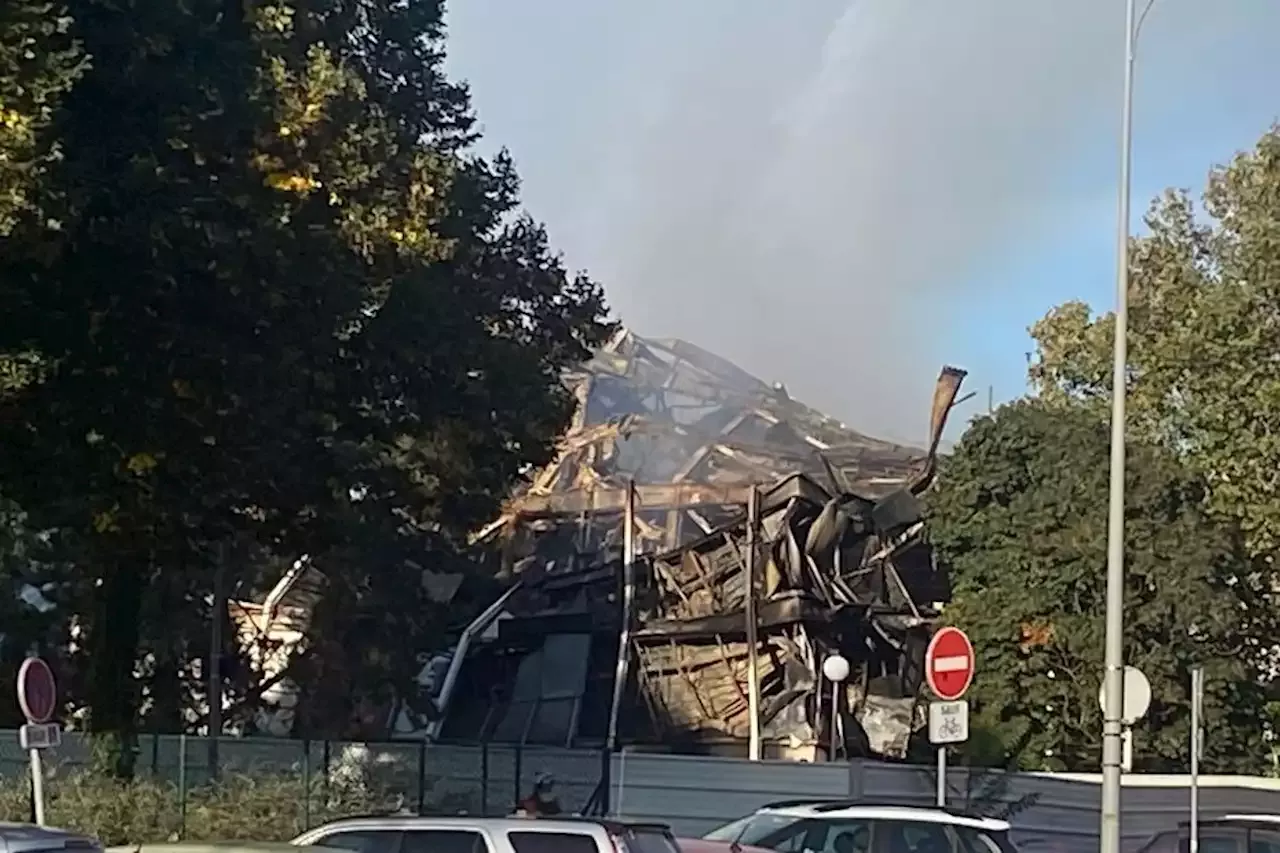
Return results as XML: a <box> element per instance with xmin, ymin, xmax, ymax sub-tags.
<box><xmin>313</xmin><ymin>831</ymin><xmax>401</xmax><ymax>853</ymax></box>
<box><xmin>509</xmin><ymin>831</ymin><xmax>598</xmax><ymax>853</ymax></box>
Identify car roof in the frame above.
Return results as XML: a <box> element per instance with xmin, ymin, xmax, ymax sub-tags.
<box><xmin>110</xmin><ymin>845</ymin><xmax>344</xmax><ymax>853</ymax></box>
<box><xmin>295</xmin><ymin>816</ymin><xmax>671</xmax><ymax>838</ymax></box>
<box><xmin>755</xmin><ymin>803</ymin><xmax>1011</xmax><ymax>833</ymax></box>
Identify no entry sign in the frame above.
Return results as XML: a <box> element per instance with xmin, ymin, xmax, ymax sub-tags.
<box><xmin>17</xmin><ymin>657</ymin><xmax>57</xmax><ymax>724</ymax></box>
<box><xmin>925</xmin><ymin>626</ymin><xmax>975</xmax><ymax>701</ymax></box>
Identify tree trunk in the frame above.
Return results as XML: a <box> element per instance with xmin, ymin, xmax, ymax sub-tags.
<box><xmin>87</xmin><ymin>555</ymin><xmax>143</xmax><ymax>778</ymax></box>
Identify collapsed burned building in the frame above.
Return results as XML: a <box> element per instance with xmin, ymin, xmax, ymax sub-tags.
<box><xmin>427</xmin><ymin>329</ymin><xmax>966</xmax><ymax>760</ymax></box>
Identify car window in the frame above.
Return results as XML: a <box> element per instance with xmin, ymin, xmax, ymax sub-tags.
<box><xmin>401</xmin><ymin>830</ymin><xmax>488</xmax><ymax>853</ymax></box>
<box><xmin>878</xmin><ymin>820</ymin><xmax>952</xmax><ymax>853</ymax></box>
<box><xmin>1182</xmin><ymin>832</ymin><xmax>1247</xmax><ymax>853</ymax></box>
<box><xmin>316</xmin><ymin>831</ymin><xmax>402</xmax><ymax>853</ymax></box>
<box><xmin>1249</xmin><ymin>829</ymin><xmax>1280</xmax><ymax>853</ymax></box>
<box><xmin>818</xmin><ymin>820</ymin><xmax>873</xmax><ymax>853</ymax></box>
<box><xmin>508</xmin><ymin>831</ymin><xmax>599</xmax><ymax>853</ymax></box>
<box><xmin>953</xmin><ymin>826</ymin><xmax>1010</xmax><ymax>853</ymax></box>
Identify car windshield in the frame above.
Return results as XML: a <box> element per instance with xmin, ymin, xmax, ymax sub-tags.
<box><xmin>621</xmin><ymin>829</ymin><xmax>682</xmax><ymax>853</ymax></box>
<box><xmin>704</xmin><ymin>814</ymin><xmax>806</xmax><ymax>846</ymax></box>
<box><xmin>703</xmin><ymin>814</ymin><xmax>865</xmax><ymax>851</ymax></box>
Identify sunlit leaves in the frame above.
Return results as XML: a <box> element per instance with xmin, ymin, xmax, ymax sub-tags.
<box><xmin>927</xmin><ymin>400</ymin><xmax>1278</xmax><ymax>774</ymax></box>
<box><xmin>1030</xmin><ymin>125</ymin><xmax>1280</xmax><ymax>557</ymax></box>
<box><xmin>0</xmin><ymin>0</ymin><xmax>86</xmax><ymax>234</ymax></box>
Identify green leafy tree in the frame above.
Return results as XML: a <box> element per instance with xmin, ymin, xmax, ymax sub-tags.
<box><xmin>1029</xmin><ymin>125</ymin><xmax>1280</xmax><ymax>558</ymax></box>
<box><xmin>0</xmin><ymin>0</ymin><xmax>610</xmax><ymax>768</ymax></box>
<box><xmin>926</xmin><ymin>400</ymin><xmax>1277</xmax><ymax>774</ymax></box>
<box><xmin>0</xmin><ymin>0</ymin><xmax>86</xmax><ymax>234</ymax></box>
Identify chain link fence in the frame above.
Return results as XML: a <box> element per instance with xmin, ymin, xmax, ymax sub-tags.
<box><xmin>0</xmin><ymin>731</ymin><xmax>610</xmax><ymax>842</ymax></box>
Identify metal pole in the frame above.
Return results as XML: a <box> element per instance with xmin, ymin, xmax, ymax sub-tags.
<box><xmin>178</xmin><ymin>733</ymin><xmax>188</xmax><ymax>838</ymax></box>
<box><xmin>936</xmin><ymin>747</ymin><xmax>946</xmax><ymax>808</ymax></box>
<box><xmin>606</xmin><ymin>482</ymin><xmax>637</xmax><ymax>751</ymax></box>
<box><xmin>830</xmin><ymin>679</ymin><xmax>840</xmax><ymax>760</ymax></box>
<box><xmin>1100</xmin><ymin>0</ymin><xmax>1137</xmax><ymax>851</ymax></box>
<box><xmin>416</xmin><ymin>738</ymin><xmax>427</xmax><ymax>813</ymax></box>
<box><xmin>1190</xmin><ymin>667</ymin><xmax>1203</xmax><ymax>853</ymax></box>
<box><xmin>302</xmin><ymin>739</ymin><xmax>312</xmax><ymax>829</ymax></box>
<box><xmin>745</xmin><ymin>487</ymin><xmax>762</xmax><ymax>761</ymax></box>
<box><xmin>208</xmin><ymin>549</ymin><xmax>226</xmax><ymax>780</ymax></box>
<box><xmin>29</xmin><ymin>748</ymin><xmax>45</xmax><ymax>825</ymax></box>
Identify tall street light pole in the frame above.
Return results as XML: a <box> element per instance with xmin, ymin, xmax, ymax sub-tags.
<box><xmin>1102</xmin><ymin>0</ymin><xmax>1151</xmax><ymax>850</ymax></box>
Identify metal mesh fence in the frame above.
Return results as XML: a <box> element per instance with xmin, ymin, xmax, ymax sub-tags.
<box><xmin>0</xmin><ymin>731</ymin><xmax>609</xmax><ymax>837</ymax></box>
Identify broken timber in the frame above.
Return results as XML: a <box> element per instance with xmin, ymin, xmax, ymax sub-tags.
<box><xmin>444</xmin><ymin>329</ymin><xmax>967</xmax><ymax>760</ymax></box>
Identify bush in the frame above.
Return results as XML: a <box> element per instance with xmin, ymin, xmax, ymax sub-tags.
<box><xmin>0</xmin><ymin>767</ymin><xmax>400</xmax><ymax>845</ymax></box>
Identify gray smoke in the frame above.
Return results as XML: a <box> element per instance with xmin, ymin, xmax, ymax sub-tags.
<box><xmin>446</xmin><ymin>0</ymin><xmax>1279</xmax><ymax>444</ymax></box>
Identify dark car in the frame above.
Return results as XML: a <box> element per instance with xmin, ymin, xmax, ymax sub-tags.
<box><xmin>0</xmin><ymin>823</ymin><xmax>101</xmax><ymax>853</ymax></box>
<box><xmin>1134</xmin><ymin>816</ymin><xmax>1280</xmax><ymax>853</ymax></box>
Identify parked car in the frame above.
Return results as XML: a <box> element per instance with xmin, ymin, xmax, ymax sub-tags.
<box><xmin>1134</xmin><ymin>815</ymin><xmax>1280</xmax><ymax>853</ymax></box>
<box><xmin>292</xmin><ymin>815</ymin><xmax>683</xmax><ymax>853</ymax></box>
<box><xmin>0</xmin><ymin>824</ymin><xmax>101</xmax><ymax>853</ymax></box>
<box><xmin>701</xmin><ymin>800</ymin><xmax>1018</xmax><ymax>853</ymax></box>
<box><xmin>109</xmin><ymin>845</ymin><xmax>342</xmax><ymax>853</ymax></box>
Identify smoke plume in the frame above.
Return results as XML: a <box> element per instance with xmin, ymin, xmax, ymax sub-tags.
<box><xmin>446</xmin><ymin>0</ymin><xmax>1279</xmax><ymax>443</ymax></box>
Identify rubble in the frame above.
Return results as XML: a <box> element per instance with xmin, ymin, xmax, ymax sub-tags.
<box><xmin>434</xmin><ymin>329</ymin><xmax>966</xmax><ymax>759</ymax></box>
<box><xmin>228</xmin><ymin>560</ymin><xmax>326</xmax><ymax>736</ymax></box>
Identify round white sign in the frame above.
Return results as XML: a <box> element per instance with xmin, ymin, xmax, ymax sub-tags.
<box><xmin>1097</xmin><ymin>665</ymin><xmax>1152</xmax><ymax>725</ymax></box>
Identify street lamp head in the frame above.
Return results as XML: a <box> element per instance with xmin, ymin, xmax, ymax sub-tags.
<box><xmin>822</xmin><ymin>654</ymin><xmax>850</xmax><ymax>683</ymax></box>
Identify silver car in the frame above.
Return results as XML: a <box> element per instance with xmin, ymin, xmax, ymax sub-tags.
<box><xmin>293</xmin><ymin>815</ymin><xmax>683</xmax><ymax>853</ymax></box>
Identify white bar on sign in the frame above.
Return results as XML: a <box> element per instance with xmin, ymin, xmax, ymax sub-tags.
<box><xmin>933</xmin><ymin>655</ymin><xmax>970</xmax><ymax>673</ymax></box>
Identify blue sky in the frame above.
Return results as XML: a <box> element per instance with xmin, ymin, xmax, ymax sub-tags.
<box><xmin>443</xmin><ymin>0</ymin><xmax>1280</xmax><ymax>444</ymax></box>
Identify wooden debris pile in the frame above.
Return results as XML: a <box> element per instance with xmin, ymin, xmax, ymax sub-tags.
<box><xmin>473</xmin><ymin>327</ymin><xmax>954</xmax><ymax>567</ymax></box>
<box><xmin>451</xmin><ymin>329</ymin><xmax>967</xmax><ymax>759</ymax></box>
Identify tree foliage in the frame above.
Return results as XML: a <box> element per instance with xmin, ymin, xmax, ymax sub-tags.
<box><xmin>926</xmin><ymin>400</ymin><xmax>1278</xmax><ymax>774</ymax></box>
<box><xmin>0</xmin><ymin>0</ymin><xmax>85</xmax><ymax>234</ymax></box>
<box><xmin>0</xmin><ymin>0</ymin><xmax>611</xmax><ymax>766</ymax></box>
<box><xmin>1030</xmin><ymin>125</ymin><xmax>1280</xmax><ymax>558</ymax></box>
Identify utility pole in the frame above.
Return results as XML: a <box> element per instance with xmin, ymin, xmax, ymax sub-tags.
<box><xmin>744</xmin><ymin>487</ymin><xmax>762</xmax><ymax>760</ymax></box>
<box><xmin>1101</xmin><ymin>0</ymin><xmax>1140</xmax><ymax>850</ymax></box>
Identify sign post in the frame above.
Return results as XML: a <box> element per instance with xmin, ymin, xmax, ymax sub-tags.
<box><xmin>17</xmin><ymin>657</ymin><xmax>59</xmax><ymax>826</ymax></box>
<box><xmin>1097</xmin><ymin>665</ymin><xmax>1151</xmax><ymax>773</ymax></box>
<box><xmin>1190</xmin><ymin>667</ymin><xmax>1204</xmax><ymax>853</ymax></box>
<box><xmin>925</xmin><ymin>626</ymin><xmax>975</xmax><ymax>808</ymax></box>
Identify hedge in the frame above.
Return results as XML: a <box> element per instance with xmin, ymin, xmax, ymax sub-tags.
<box><xmin>0</xmin><ymin>767</ymin><xmax>405</xmax><ymax>845</ymax></box>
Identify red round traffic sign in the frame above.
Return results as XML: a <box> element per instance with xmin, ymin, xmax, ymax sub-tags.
<box><xmin>925</xmin><ymin>626</ymin><xmax>975</xmax><ymax>701</ymax></box>
<box><xmin>17</xmin><ymin>657</ymin><xmax>57</xmax><ymax>724</ymax></box>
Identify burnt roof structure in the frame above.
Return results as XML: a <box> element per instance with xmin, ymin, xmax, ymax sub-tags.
<box><xmin>432</xmin><ymin>329</ymin><xmax>966</xmax><ymax>760</ymax></box>
<box><xmin>473</xmin><ymin>328</ymin><xmax>956</xmax><ymax>562</ymax></box>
